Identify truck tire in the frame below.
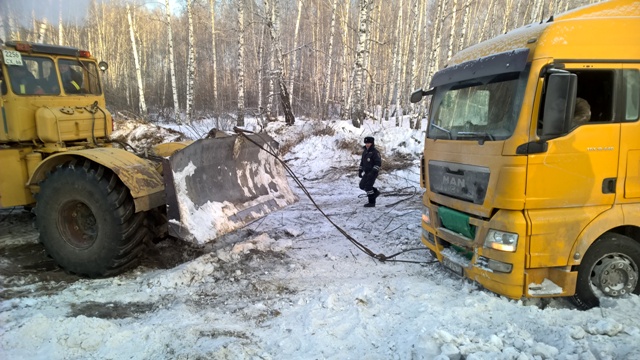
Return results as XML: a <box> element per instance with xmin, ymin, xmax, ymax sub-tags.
<box><xmin>35</xmin><ymin>159</ymin><xmax>149</xmax><ymax>277</ymax></box>
<box><xmin>572</xmin><ymin>233</ymin><xmax>640</xmax><ymax>309</ymax></box>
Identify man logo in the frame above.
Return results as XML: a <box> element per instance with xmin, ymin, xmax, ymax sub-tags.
<box><xmin>443</xmin><ymin>175</ymin><xmax>465</xmax><ymax>189</ymax></box>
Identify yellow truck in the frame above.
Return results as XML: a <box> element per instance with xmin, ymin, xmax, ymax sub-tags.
<box><xmin>0</xmin><ymin>40</ymin><xmax>296</xmax><ymax>277</ymax></box>
<box><xmin>411</xmin><ymin>0</ymin><xmax>640</xmax><ymax>308</ymax></box>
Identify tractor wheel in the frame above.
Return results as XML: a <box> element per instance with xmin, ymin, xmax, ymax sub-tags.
<box><xmin>35</xmin><ymin>159</ymin><xmax>150</xmax><ymax>277</ymax></box>
<box><xmin>572</xmin><ymin>233</ymin><xmax>640</xmax><ymax>309</ymax></box>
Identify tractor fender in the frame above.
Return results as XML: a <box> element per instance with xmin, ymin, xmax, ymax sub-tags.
<box><xmin>29</xmin><ymin>147</ymin><xmax>165</xmax><ymax>212</ymax></box>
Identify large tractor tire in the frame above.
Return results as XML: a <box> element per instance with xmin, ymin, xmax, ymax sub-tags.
<box><xmin>572</xmin><ymin>233</ymin><xmax>640</xmax><ymax>309</ymax></box>
<box><xmin>35</xmin><ymin>159</ymin><xmax>149</xmax><ymax>277</ymax></box>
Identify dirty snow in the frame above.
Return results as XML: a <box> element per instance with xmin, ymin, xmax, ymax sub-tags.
<box><xmin>2</xmin><ymin>117</ymin><xmax>640</xmax><ymax>359</ymax></box>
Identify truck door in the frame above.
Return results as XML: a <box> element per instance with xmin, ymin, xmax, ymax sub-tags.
<box><xmin>526</xmin><ymin>66</ymin><xmax>621</xmax><ymax>267</ymax></box>
<box><xmin>620</xmin><ymin>68</ymin><xmax>640</xmax><ymax>201</ymax></box>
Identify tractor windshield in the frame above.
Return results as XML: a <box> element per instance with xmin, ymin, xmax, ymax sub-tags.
<box><xmin>428</xmin><ymin>68</ymin><xmax>529</xmax><ymax>141</ymax></box>
<box><xmin>57</xmin><ymin>59</ymin><xmax>102</xmax><ymax>95</ymax></box>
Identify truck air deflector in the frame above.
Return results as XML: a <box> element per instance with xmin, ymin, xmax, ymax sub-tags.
<box><xmin>431</xmin><ymin>48</ymin><xmax>530</xmax><ymax>88</ymax></box>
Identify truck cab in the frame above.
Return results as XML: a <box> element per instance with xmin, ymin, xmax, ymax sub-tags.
<box><xmin>412</xmin><ymin>0</ymin><xmax>640</xmax><ymax>308</ymax></box>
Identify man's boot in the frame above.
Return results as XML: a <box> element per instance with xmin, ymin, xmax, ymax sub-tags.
<box><xmin>364</xmin><ymin>194</ymin><xmax>376</xmax><ymax>207</ymax></box>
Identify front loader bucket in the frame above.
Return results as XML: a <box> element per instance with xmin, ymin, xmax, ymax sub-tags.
<box><xmin>163</xmin><ymin>134</ymin><xmax>297</xmax><ymax>245</ymax></box>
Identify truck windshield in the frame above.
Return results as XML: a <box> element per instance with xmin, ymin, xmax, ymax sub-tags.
<box><xmin>428</xmin><ymin>69</ymin><xmax>528</xmax><ymax>141</ymax></box>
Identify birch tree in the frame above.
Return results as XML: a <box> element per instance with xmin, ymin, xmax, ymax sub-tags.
<box><xmin>446</xmin><ymin>0</ymin><xmax>458</xmax><ymax>61</ymax></box>
<box><xmin>322</xmin><ymin>0</ymin><xmax>338</xmax><ymax>120</ymax></box>
<box><xmin>289</xmin><ymin>0</ymin><xmax>303</xmax><ymax>108</ymax></box>
<box><xmin>394</xmin><ymin>0</ymin><xmax>404</xmax><ymax>126</ymax></box>
<box><xmin>36</xmin><ymin>18</ymin><xmax>47</xmax><ymax>43</ymax></box>
<box><xmin>237</xmin><ymin>0</ymin><xmax>246</xmax><ymax>126</ymax></box>
<box><xmin>185</xmin><ymin>0</ymin><xmax>196</xmax><ymax>123</ymax></box>
<box><xmin>264</xmin><ymin>0</ymin><xmax>294</xmax><ymax>125</ymax></box>
<box><xmin>209</xmin><ymin>0</ymin><xmax>218</xmax><ymax>110</ymax></box>
<box><xmin>386</xmin><ymin>0</ymin><xmax>402</xmax><ymax>122</ymax></box>
<box><xmin>339</xmin><ymin>1</ymin><xmax>351</xmax><ymax>120</ymax></box>
<box><xmin>126</xmin><ymin>4</ymin><xmax>147</xmax><ymax>115</ymax></box>
<box><xmin>165</xmin><ymin>0</ymin><xmax>180</xmax><ymax>123</ymax></box>
<box><xmin>351</xmin><ymin>0</ymin><xmax>372</xmax><ymax>128</ymax></box>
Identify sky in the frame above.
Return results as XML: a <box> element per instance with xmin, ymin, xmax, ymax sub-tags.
<box><xmin>4</xmin><ymin>0</ymin><xmax>182</xmax><ymax>29</ymax></box>
<box><xmin>1</xmin><ymin>116</ymin><xmax>640</xmax><ymax>359</ymax></box>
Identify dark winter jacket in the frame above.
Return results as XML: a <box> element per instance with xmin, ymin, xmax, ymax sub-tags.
<box><xmin>359</xmin><ymin>145</ymin><xmax>382</xmax><ymax>175</ymax></box>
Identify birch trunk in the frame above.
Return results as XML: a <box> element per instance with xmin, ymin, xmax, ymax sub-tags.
<box><xmin>126</xmin><ymin>4</ymin><xmax>147</xmax><ymax>115</ymax></box>
<box><xmin>427</xmin><ymin>0</ymin><xmax>444</xmax><ymax>83</ymax></box>
<box><xmin>37</xmin><ymin>18</ymin><xmax>47</xmax><ymax>43</ymax></box>
<box><xmin>446</xmin><ymin>0</ymin><xmax>458</xmax><ymax>61</ymax></box>
<box><xmin>340</xmin><ymin>1</ymin><xmax>351</xmax><ymax>120</ymax></box>
<box><xmin>237</xmin><ymin>0</ymin><xmax>246</xmax><ymax>126</ymax></box>
<box><xmin>409</xmin><ymin>0</ymin><xmax>419</xmax><ymax>128</ymax></box>
<box><xmin>479</xmin><ymin>0</ymin><xmax>495</xmax><ymax>43</ymax></box>
<box><xmin>165</xmin><ymin>0</ymin><xmax>180</xmax><ymax>123</ymax></box>
<box><xmin>322</xmin><ymin>0</ymin><xmax>338</xmax><ymax>120</ymax></box>
<box><xmin>458</xmin><ymin>0</ymin><xmax>470</xmax><ymax>51</ymax></box>
<box><xmin>501</xmin><ymin>0</ymin><xmax>515</xmax><ymax>34</ymax></box>
<box><xmin>209</xmin><ymin>0</ymin><xmax>218</xmax><ymax>110</ymax></box>
<box><xmin>58</xmin><ymin>3</ymin><xmax>63</xmax><ymax>45</ymax></box>
<box><xmin>289</xmin><ymin>0</ymin><xmax>303</xmax><ymax>108</ymax></box>
<box><xmin>351</xmin><ymin>0</ymin><xmax>371</xmax><ymax>128</ymax></box>
<box><xmin>387</xmin><ymin>0</ymin><xmax>402</xmax><ymax>123</ymax></box>
<box><xmin>185</xmin><ymin>0</ymin><xmax>196</xmax><ymax>123</ymax></box>
<box><xmin>264</xmin><ymin>0</ymin><xmax>295</xmax><ymax>125</ymax></box>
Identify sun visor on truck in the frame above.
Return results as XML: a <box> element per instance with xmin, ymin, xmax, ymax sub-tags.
<box><xmin>430</xmin><ymin>48</ymin><xmax>530</xmax><ymax>88</ymax></box>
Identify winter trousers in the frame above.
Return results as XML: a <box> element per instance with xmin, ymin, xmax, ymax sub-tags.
<box><xmin>359</xmin><ymin>173</ymin><xmax>379</xmax><ymax>204</ymax></box>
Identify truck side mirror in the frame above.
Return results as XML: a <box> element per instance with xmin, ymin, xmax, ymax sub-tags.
<box><xmin>541</xmin><ymin>72</ymin><xmax>577</xmax><ymax>138</ymax></box>
<box><xmin>410</xmin><ymin>88</ymin><xmax>434</xmax><ymax>103</ymax></box>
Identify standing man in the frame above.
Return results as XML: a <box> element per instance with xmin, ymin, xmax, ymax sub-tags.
<box><xmin>358</xmin><ymin>136</ymin><xmax>382</xmax><ymax>207</ymax></box>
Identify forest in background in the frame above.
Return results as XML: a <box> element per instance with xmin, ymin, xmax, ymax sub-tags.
<box><xmin>1</xmin><ymin>0</ymin><xmax>601</xmax><ymax>127</ymax></box>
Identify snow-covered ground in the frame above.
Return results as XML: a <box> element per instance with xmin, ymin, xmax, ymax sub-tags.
<box><xmin>2</xmin><ymin>117</ymin><xmax>640</xmax><ymax>359</ymax></box>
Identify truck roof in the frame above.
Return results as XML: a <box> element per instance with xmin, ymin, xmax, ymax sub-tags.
<box><xmin>447</xmin><ymin>0</ymin><xmax>640</xmax><ymax>67</ymax></box>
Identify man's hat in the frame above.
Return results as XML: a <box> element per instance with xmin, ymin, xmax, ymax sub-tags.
<box><xmin>364</xmin><ymin>136</ymin><xmax>374</xmax><ymax>144</ymax></box>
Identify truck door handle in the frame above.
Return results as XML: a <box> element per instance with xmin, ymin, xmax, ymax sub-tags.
<box><xmin>602</xmin><ymin>178</ymin><xmax>616</xmax><ymax>194</ymax></box>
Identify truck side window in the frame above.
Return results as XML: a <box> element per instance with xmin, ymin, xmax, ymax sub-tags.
<box><xmin>624</xmin><ymin>70</ymin><xmax>640</xmax><ymax>121</ymax></box>
<box><xmin>573</xmin><ymin>69</ymin><xmax>615</xmax><ymax>123</ymax></box>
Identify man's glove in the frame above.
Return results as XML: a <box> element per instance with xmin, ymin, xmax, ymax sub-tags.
<box><xmin>373</xmin><ymin>165</ymin><xmax>380</xmax><ymax>173</ymax></box>
<box><xmin>358</xmin><ymin>166</ymin><xmax>363</xmax><ymax>178</ymax></box>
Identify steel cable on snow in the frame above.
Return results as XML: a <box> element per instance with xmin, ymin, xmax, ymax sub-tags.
<box><xmin>233</xmin><ymin>127</ymin><xmax>435</xmax><ymax>265</ymax></box>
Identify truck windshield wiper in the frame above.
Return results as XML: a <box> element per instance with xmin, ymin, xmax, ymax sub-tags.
<box><xmin>456</xmin><ymin>131</ymin><xmax>495</xmax><ymax>144</ymax></box>
<box><xmin>429</xmin><ymin>123</ymin><xmax>452</xmax><ymax>139</ymax></box>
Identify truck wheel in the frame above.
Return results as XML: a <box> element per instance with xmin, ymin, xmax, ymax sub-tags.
<box><xmin>35</xmin><ymin>159</ymin><xmax>149</xmax><ymax>277</ymax></box>
<box><xmin>572</xmin><ymin>233</ymin><xmax>640</xmax><ymax>309</ymax></box>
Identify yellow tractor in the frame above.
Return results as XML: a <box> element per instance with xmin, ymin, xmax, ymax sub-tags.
<box><xmin>0</xmin><ymin>41</ymin><xmax>296</xmax><ymax>277</ymax></box>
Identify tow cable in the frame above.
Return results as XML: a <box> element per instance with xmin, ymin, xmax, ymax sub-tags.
<box><xmin>234</xmin><ymin>127</ymin><xmax>437</xmax><ymax>265</ymax></box>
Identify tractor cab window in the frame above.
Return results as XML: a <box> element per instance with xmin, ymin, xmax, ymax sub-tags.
<box><xmin>57</xmin><ymin>59</ymin><xmax>102</xmax><ymax>95</ymax></box>
<box><xmin>6</xmin><ymin>56</ymin><xmax>57</xmax><ymax>95</ymax></box>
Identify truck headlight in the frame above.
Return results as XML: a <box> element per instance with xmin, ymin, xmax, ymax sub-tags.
<box><xmin>422</xmin><ymin>206</ymin><xmax>431</xmax><ymax>226</ymax></box>
<box><xmin>484</xmin><ymin>229</ymin><xmax>518</xmax><ymax>252</ymax></box>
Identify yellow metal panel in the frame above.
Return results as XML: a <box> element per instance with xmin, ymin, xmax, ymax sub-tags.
<box><xmin>527</xmin><ymin>206</ymin><xmax>610</xmax><ymax>268</ymax></box>
<box><xmin>0</xmin><ymin>148</ymin><xmax>35</xmax><ymax>208</ymax></box>
<box><xmin>625</xmin><ymin>150</ymin><xmax>640</xmax><ymax>198</ymax></box>
<box><xmin>152</xmin><ymin>141</ymin><xmax>192</xmax><ymax>158</ymax></box>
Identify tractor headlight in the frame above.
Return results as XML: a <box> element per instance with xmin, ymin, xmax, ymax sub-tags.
<box><xmin>484</xmin><ymin>229</ymin><xmax>518</xmax><ymax>252</ymax></box>
<box><xmin>422</xmin><ymin>206</ymin><xmax>431</xmax><ymax>226</ymax></box>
